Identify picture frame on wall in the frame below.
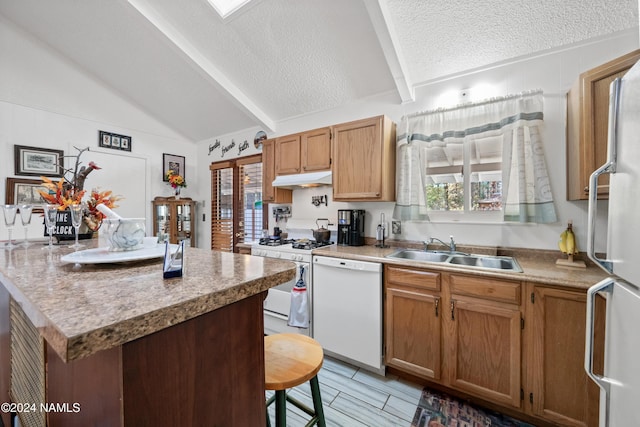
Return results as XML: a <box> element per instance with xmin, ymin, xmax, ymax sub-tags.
<box><xmin>14</xmin><ymin>145</ymin><xmax>64</xmax><ymax>177</ymax></box>
<box><xmin>163</xmin><ymin>153</ymin><xmax>185</xmax><ymax>182</ymax></box>
<box><xmin>98</xmin><ymin>130</ymin><xmax>132</xmax><ymax>152</ymax></box>
<box><xmin>99</xmin><ymin>131</ymin><xmax>112</xmax><ymax>148</ymax></box>
<box><xmin>120</xmin><ymin>136</ymin><xmax>131</xmax><ymax>152</ymax></box>
<box><xmin>5</xmin><ymin>177</ymin><xmax>48</xmax><ymax>212</ymax></box>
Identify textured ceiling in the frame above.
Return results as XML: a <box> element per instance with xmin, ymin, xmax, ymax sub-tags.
<box><xmin>385</xmin><ymin>0</ymin><xmax>639</xmax><ymax>86</ymax></box>
<box><xmin>0</xmin><ymin>0</ymin><xmax>637</xmax><ymax>142</ymax></box>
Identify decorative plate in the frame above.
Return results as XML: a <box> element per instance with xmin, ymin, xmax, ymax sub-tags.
<box><xmin>60</xmin><ymin>243</ymin><xmax>178</xmax><ymax>264</ymax></box>
<box><xmin>254</xmin><ymin>130</ymin><xmax>267</xmax><ymax>149</ymax></box>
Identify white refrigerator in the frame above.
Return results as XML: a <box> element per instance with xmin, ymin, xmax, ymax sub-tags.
<box><xmin>585</xmin><ymin>59</ymin><xmax>640</xmax><ymax>427</ymax></box>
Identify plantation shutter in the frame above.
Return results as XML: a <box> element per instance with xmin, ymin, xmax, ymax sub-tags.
<box><xmin>237</xmin><ymin>158</ymin><xmax>263</xmax><ymax>243</ymax></box>
<box><xmin>210</xmin><ymin>161</ymin><xmax>234</xmax><ymax>252</ymax></box>
<box><xmin>210</xmin><ymin>154</ymin><xmax>263</xmax><ymax>252</ymax></box>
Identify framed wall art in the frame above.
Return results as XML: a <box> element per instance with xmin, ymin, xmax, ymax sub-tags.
<box><xmin>163</xmin><ymin>153</ymin><xmax>185</xmax><ymax>182</ymax></box>
<box><xmin>5</xmin><ymin>177</ymin><xmax>48</xmax><ymax>212</ymax></box>
<box><xmin>99</xmin><ymin>130</ymin><xmax>132</xmax><ymax>152</ymax></box>
<box><xmin>14</xmin><ymin>145</ymin><xmax>64</xmax><ymax>177</ymax></box>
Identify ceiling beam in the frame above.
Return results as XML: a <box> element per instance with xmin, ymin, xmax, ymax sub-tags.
<box><xmin>126</xmin><ymin>0</ymin><xmax>276</xmax><ymax>132</ymax></box>
<box><xmin>364</xmin><ymin>0</ymin><xmax>414</xmax><ymax>103</ymax></box>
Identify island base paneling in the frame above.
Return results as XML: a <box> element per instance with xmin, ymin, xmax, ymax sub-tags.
<box><xmin>43</xmin><ymin>292</ymin><xmax>267</xmax><ymax>426</ymax></box>
<box><xmin>0</xmin><ymin>286</ymin><xmax>9</xmax><ymax>427</ymax></box>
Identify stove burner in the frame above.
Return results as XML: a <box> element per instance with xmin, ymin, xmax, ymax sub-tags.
<box><xmin>258</xmin><ymin>237</ymin><xmax>294</xmax><ymax>246</ymax></box>
<box><xmin>291</xmin><ymin>240</ymin><xmax>334</xmax><ymax>250</ymax></box>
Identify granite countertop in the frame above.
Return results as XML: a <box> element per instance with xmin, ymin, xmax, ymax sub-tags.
<box><xmin>0</xmin><ymin>242</ymin><xmax>296</xmax><ymax>363</ymax></box>
<box><xmin>311</xmin><ymin>244</ymin><xmax>609</xmax><ymax>290</ymax></box>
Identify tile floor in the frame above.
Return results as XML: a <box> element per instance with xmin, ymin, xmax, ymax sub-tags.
<box><xmin>266</xmin><ymin>356</ymin><xmax>423</xmax><ymax>427</ymax></box>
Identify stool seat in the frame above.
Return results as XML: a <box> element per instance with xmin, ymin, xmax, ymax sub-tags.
<box><xmin>265</xmin><ymin>333</ymin><xmax>323</xmax><ymax>390</ymax></box>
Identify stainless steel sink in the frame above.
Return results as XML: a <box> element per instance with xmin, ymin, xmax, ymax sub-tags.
<box><xmin>448</xmin><ymin>255</ymin><xmax>523</xmax><ymax>272</ymax></box>
<box><xmin>386</xmin><ymin>249</ymin><xmax>522</xmax><ymax>272</ymax></box>
<box><xmin>386</xmin><ymin>249</ymin><xmax>450</xmax><ymax>263</ymax></box>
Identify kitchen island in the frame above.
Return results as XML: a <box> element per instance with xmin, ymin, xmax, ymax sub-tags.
<box><xmin>0</xmin><ymin>242</ymin><xmax>296</xmax><ymax>427</ymax></box>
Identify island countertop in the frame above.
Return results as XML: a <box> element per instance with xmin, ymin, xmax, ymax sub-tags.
<box><xmin>0</xmin><ymin>242</ymin><xmax>296</xmax><ymax>363</ymax></box>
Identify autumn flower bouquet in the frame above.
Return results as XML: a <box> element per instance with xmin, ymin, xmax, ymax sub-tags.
<box><xmin>166</xmin><ymin>169</ymin><xmax>186</xmax><ymax>189</ymax></box>
<box><xmin>166</xmin><ymin>169</ymin><xmax>186</xmax><ymax>197</ymax></box>
<box><xmin>38</xmin><ymin>147</ymin><xmax>121</xmax><ymax>232</ymax></box>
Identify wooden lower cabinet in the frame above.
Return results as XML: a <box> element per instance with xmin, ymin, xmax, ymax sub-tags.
<box><xmin>385</xmin><ymin>266</ymin><xmax>442</xmax><ymax>380</ymax></box>
<box><xmin>526</xmin><ymin>284</ymin><xmax>604</xmax><ymax>427</ymax></box>
<box><xmin>448</xmin><ymin>297</ymin><xmax>522</xmax><ymax>408</ymax></box>
<box><xmin>447</xmin><ymin>274</ymin><xmax>523</xmax><ymax>409</ymax></box>
<box><xmin>384</xmin><ymin>266</ymin><xmax>603</xmax><ymax>426</ymax></box>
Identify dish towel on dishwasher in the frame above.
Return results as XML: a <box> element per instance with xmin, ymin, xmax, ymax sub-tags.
<box><xmin>288</xmin><ymin>265</ymin><xmax>309</xmax><ymax>328</ymax></box>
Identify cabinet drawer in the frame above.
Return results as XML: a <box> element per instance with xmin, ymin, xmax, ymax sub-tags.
<box><xmin>386</xmin><ymin>266</ymin><xmax>441</xmax><ymax>291</ymax></box>
<box><xmin>449</xmin><ymin>274</ymin><xmax>521</xmax><ymax>304</ymax></box>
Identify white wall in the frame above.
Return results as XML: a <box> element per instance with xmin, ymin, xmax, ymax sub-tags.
<box><xmin>198</xmin><ymin>29</ymin><xmax>639</xmax><ymax>252</ymax></box>
<box><xmin>0</xmin><ymin>16</ymin><xmax>197</xmax><ymax>241</ymax></box>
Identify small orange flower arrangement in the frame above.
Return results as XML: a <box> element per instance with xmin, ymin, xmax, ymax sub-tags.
<box><xmin>166</xmin><ymin>170</ymin><xmax>187</xmax><ymax>189</ymax></box>
<box><xmin>38</xmin><ymin>147</ymin><xmax>121</xmax><ymax>231</ymax></box>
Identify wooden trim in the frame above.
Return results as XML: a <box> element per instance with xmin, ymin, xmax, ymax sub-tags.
<box><xmin>235</xmin><ymin>153</ymin><xmax>262</xmax><ymax>166</ymax></box>
<box><xmin>210</xmin><ymin>160</ymin><xmax>234</xmax><ymax>170</ymax></box>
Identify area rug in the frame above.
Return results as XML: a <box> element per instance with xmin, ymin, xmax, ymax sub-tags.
<box><xmin>411</xmin><ymin>388</ymin><xmax>535</xmax><ymax>427</ymax></box>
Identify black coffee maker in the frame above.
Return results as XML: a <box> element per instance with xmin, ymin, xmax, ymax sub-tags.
<box><xmin>337</xmin><ymin>209</ymin><xmax>365</xmax><ymax>246</ymax></box>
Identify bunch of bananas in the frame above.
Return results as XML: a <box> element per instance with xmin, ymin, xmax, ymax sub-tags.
<box><xmin>558</xmin><ymin>223</ymin><xmax>578</xmax><ymax>255</ymax></box>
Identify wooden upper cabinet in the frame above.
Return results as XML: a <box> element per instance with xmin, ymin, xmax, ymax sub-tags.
<box><xmin>275</xmin><ymin>134</ymin><xmax>301</xmax><ymax>175</ymax></box>
<box><xmin>275</xmin><ymin>127</ymin><xmax>332</xmax><ymax>176</ymax></box>
<box><xmin>332</xmin><ymin>116</ymin><xmax>396</xmax><ymax>201</ymax></box>
<box><xmin>263</xmin><ymin>139</ymin><xmax>292</xmax><ymax>204</ymax></box>
<box><xmin>566</xmin><ymin>49</ymin><xmax>640</xmax><ymax>200</ymax></box>
<box><xmin>301</xmin><ymin>127</ymin><xmax>331</xmax><ymax>172</ymax></box>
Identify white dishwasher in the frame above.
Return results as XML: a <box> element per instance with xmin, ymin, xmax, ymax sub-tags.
<box><xmin>312</xmin><ymin>255</ymin><xmax>383</xmax><ymax>374</ymax></box>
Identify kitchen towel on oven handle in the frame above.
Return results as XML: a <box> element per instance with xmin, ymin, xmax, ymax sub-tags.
<box><xmin>287</xmin><ymin>265</ymin><xmax>309</xmax><ymax>328</ymax></box>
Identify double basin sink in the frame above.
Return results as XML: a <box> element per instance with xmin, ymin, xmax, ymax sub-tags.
<box><xmin>386</xmin><ymin>249</ymin><xmax>523</xmax><ymax>273</ymax></box>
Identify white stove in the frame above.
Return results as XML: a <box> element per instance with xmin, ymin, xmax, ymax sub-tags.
<box><xmin>251</xmin><ymin>238</ymin><xmax>334</xmax><ymax>336</ymax></box>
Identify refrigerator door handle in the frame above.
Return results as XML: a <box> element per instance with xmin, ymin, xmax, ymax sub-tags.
<box><xmin>585</xmin><ymin>278</ymin><xmax>614</xmax><ymax>425</ymax></box>
<box><xmin>587</xmin><ymin>78</ymin><xmax>621</xmax><ymax>274</ymax></box>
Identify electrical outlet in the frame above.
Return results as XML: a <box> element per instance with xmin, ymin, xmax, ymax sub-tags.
<box><xmin>392</xmin><ymin>220</ymin><xmax>401</xmax><ymax>234</ymax></box>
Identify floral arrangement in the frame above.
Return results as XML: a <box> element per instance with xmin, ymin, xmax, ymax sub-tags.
<box><xmin>38</xmin><ymin>147</ymin><xmax>121</xmax><ymax>231</ymax></box>
<box><xmin>166</xmin><ymin>169</ymin><xmax>187</xmax><ymax>189</ymax></box>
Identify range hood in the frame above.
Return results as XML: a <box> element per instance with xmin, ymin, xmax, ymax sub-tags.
<box><xmin>271</xmin><ymin>171</ymin><xmax>332</xmax><ymax>188</ymax></box>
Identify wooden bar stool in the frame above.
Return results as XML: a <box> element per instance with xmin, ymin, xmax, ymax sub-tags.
<box><xmin>265</xmin><ymin>333</ymin><xmax>326</xmax><ymax>427</ymax></box>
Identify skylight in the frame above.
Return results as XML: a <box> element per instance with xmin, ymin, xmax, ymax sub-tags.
<box><xmin>207</xmin><ymin>0</ymin><xmax>253</xmax><ymax>19</ymax></box>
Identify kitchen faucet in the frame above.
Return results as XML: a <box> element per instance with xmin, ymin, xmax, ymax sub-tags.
<box><xmin>424</xmin><ymin>235</ymin><xmax>456</xmax><ymax>252</ymax></box>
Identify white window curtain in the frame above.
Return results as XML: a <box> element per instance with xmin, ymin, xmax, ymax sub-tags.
<box><xmin>393</xmin><ymin>90</ymin><xmax>557</xmax><ymax>223</ymax></box>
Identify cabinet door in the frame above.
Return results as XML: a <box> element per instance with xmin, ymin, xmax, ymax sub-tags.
<box><xmin>301</xmin><ymin>127</ymin><xmax>331</xmax><ymax>172</ymax></box>
<box><xmin>262</xmin><ymin>139</ymin><xmax>292</xmax><ymax>204</ymax></box>
<box><xmin>153</xmin><ymin>202</ymin><xmax>170</xmax><ymax>239</ymax></box>
<box><xmin>567</xmin><ymin>49</ymin><xmax>640</xmax><ymax>200</ymax></box>
<box><xmin>275</xmin><ymin>134</ymin><xmax>301</xmax><ymax>175</ymax></box>
<box><xmin>448</xmin><ymin>297</ymin><xmax>521</xmax><ymax>408</ymax></box>
<box><xmin>528</xmin><ymin>286</ymin><xmax>602</xmax><ymax>426</ymax></box>
<box><xmin>332</xmin><ymin>116</ymin><xmax>395</xmax><ymax>201</ymax></box>
<box><xmin>385</xmin><ymin>266</ymin><xmax>442</xmax><ymax>380</ymax></box>
<box><xmin>386</xmin><ymin>286</ymin><xmax>441</xmax><ymax>380</ymax></box>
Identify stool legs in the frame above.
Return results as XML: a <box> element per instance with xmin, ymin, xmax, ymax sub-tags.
<box><xmin>265</xmin><ymin>375</ymin><xmax>327</xmax><ymax>427</ymax></box>
<box><xmin>275</xmin><ymin>390</ymin><xmax>287</xmax><ymax>427</ymax></box>
<box><xmin>309</xmin><ymin>376</ymin><xmax>326</xmax><ymax>427</ymax></box>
